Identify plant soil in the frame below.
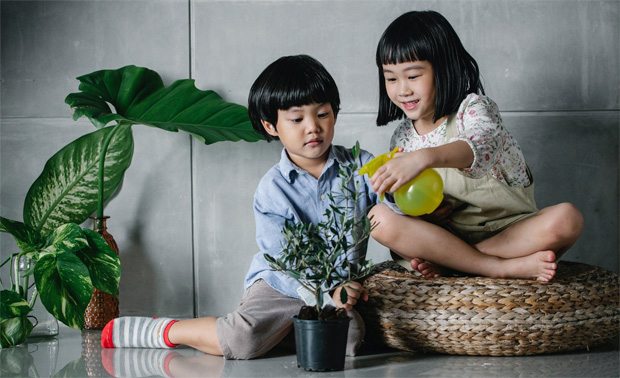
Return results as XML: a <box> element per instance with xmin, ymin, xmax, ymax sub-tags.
<box><xmin>297</xmin><ymin>305</ymin><xmax>348</xmax><ymax>321</ymax></box>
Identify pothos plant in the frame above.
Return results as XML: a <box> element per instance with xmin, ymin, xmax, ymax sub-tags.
<box><xmin>0</xmin><ymin>65</ymin><xmax>263</xmax><ymax>347</ymax></box>
<box><xmin>264</xmin><ymin>142</ymin><xmax>376</xmax><ymax>321</ymax></box>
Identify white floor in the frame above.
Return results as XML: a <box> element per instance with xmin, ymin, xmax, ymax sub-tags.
<box><xmin>14</xmin><ymin>326</ymin><xmax>620</xmax><ymax>377</ymax></box>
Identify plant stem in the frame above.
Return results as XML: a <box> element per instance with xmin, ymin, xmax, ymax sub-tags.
<box><xmin>12</xmin><ymin>254</ymin><xmax>19</xmax><ymax>293</ymax></box>
<box><xmin>21</xmin><ymin>264</ymin><xmax>30</xmax><ymax>300</ymax></box>
<box><xmin>96</xmin><ymin>123</ymin><xmax>122</xmax><ymax>225</ymax></box>
<box><xmin>316</xmin><ymin>291</ymin><xmax>322</xmax><ymax>319</ymax></box>
<box><xmin>28</xmin><ymin>287</ymin><xmax>39</xmax><ymax>309</ymax></box>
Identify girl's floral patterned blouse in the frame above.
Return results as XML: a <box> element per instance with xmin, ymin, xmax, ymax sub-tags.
<box><xmin>390</xmin><ymin>93</ymin><xmax>531</xmax><ymax>188</ymax></box>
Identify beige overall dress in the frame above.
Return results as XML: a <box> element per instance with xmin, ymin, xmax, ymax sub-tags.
<box><xmin>391</xmin><ymin>113</ymin><xmax>540</xmax><ymax>269</ymax></box>
<box><xmin>435</xmin><ymin>114</ymin><xmax>539</xmax><ymax>245</ymax></box>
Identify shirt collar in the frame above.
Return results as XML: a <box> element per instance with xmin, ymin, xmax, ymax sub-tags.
<box><xmin>278</xmin><ymin>145</ymin><xmax>345</xmax><ymax>183</ymax></box>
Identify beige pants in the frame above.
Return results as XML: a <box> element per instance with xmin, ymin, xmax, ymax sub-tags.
<box><xmin>216</xmin><ymin>279</ymin><xmax>365</xmax><ymax>360</ymax></box>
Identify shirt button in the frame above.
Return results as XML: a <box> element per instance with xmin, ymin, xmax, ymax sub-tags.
<box><xmin>320</xmin><ymin>194</ymin><xmax>326</xmax><ymax>200</ymax></box>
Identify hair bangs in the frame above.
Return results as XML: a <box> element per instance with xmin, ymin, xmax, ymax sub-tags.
<box><xmin>377</xmin><ymin>38</ymin><xmax>428</xmax><ymax>67</ymax></box>
<box><xmin>272</xmin><ymin>71</ymin><xmax>334</xmax><ymax>112</ymax></box>
<box><xmin>376</xmin><ymin>18</ymin><xmax>434</xmax><ymax>67</ymax></box>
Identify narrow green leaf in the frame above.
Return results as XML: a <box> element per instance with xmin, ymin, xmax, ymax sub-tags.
<box><xmin>339</xmin><ymin>287</ymin><xmax>349</xmax><ymax>305</ymax></box>
<box><xmin>23</xmin><ymin>125</ymin><xmax>134</xmax><ymax>236</ymax></box>
<box><xmin>34</xmin><ymin>252</ymin><xmax>92</xmax><ymax>330</ymax></box>
<box><xmin>75</xmin><ymin>229</ymin><xmax>120</xmax><ymax>296</ymax></box>
<box><xmin>65</xmin><ymin>65</ymin><xmax>264</xmax><ymax>144</ymax></box>
<box><xmin>352</xmin><ymin>141</ymin><xmax>360</xmax><ymax>160</ymax></box>
<box><xmin>287</xmin><ymin>270</ymin><xmax>301</xmax><ymax>280</ymax></box>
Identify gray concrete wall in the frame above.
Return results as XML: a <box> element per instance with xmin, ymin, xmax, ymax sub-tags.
<box><xmin>1</xmin><ymin>0</ymin><xmax>618</xmax><ymax>319</ymax></box>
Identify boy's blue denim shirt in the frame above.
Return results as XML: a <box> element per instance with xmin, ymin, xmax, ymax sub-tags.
<box><xmin>244</xmin><ymin>144</ymin><xmax>388</xmax><ymax>299</ymax></box>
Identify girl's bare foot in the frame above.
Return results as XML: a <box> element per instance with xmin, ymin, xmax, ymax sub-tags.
<box><xmin>410</xmin><ymin>258</ymin><xmax>442</xmax><ymax>278</ymax></box>
<box><xmin>499</xmin><ymin>250</ymin><xmax>557</xmax><ymax>281</ymax></box>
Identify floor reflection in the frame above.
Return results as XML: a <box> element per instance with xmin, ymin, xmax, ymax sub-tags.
<box><xmin>0</xmin><ymin>338</ymin><xmax>58</xmax><ymax>377</ymax></box>
<box><xmin>1</xmin><ymin>329</ymin><xmax>617</xmax><ymax>377</ymax></box>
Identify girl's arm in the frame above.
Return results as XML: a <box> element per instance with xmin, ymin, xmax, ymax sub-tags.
<box><xmin>370</xmin><ymin>140</ymin><xmax>474</xmax><ymax>196</ymax></box>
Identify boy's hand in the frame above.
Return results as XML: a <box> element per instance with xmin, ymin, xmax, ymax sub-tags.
<box><xmin>332</xmin><ymin>282</ymin><xmax>369</xmax><ymax>311</ymax></box>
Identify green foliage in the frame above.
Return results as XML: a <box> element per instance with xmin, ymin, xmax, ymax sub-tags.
<box><xmin>65</xmin><ymin>65</ymin><xmax>263</xmax><ymax>144</ymax></box>
<box><xmin>63</xmin><ymin>65</ymin><xmax>264</xmax><ymax>220</ymax></box>
<box><xmin>264</xmin><ymin>142</ymin><xmax>375</xmax><ymax>320</ymax></box>
<box><xmin>1</xmin><ymin>65</ymin><xmax>265</xmax><ymax>346</ymax></box>
<box><xmin>24</xmin><ymin>124</ymin><xmax>134</xmax><ymax>236</ymax></box>
<box><xmin>0</xmin><ymin>317</ymin><xmax>34</xmax><ymax>349</ymax></box>
<box><xmin>0</xmin><ymin>218</ymin><xmax>120</xmax><ymax>337</ymax></box>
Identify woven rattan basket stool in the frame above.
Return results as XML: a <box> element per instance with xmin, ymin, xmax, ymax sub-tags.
<box><xmin>357</xmin><ymin>260</ymin><xmax>619</xmax><ymax>356</ymax></box>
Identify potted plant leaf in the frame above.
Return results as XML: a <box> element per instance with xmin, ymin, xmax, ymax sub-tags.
<box><xmin>0</xmin><ymin>65</ymin><xmax>264</xmax><ymax>346</ymax></box>
<box><xmin>264</xmin><ymin>142</ymin><xmax>375</xmax><ymax>372</ymax></box>
<box><xmin>63</xmin><ymin>65</ymin><xmax>264</xmax><ymax>329</ymax></box>
<box><xmin>0</xmin><ymin>216</ymin><xmax>121</xmax><ymax>347</ymax></box>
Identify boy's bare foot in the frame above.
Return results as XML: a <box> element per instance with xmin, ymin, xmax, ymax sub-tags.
<box><xmin>410</xmin><ymin>258</ymin><xmax>442</xmax><ymax>278</ymax></box>
<box><xmin>499</xmin><ymin>250</ymin><xmax>557</xmax><ymax>281</ymax></box>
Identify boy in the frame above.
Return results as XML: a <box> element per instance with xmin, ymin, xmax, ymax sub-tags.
<box><xmin>101</xmin><ymin>55</ymin><xmax>380</xmax><ymax>360</ymax></box>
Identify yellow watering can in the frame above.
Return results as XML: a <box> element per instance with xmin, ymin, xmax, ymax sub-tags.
<box><xmin>359</xmin><ymin>147</ymin><xmax>444</xmax><ymax>216</ymax></box>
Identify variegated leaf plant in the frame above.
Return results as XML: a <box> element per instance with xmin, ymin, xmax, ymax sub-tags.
<box><xmin>0</xmin><ymin>65</ymin><xmax>264</xmax><ymax>347</ymax></box>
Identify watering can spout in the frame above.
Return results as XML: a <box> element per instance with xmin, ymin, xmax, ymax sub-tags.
<box><xmin>358</xmin><ymin>148</ymin><xmax>444</xmax><ymax>216</ymax></box>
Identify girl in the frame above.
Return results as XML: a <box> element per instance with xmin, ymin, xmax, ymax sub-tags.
<box><xmin>368</xmin><ymin>10</ymin><xmax>584</xmax><ymax>281</ymax></box>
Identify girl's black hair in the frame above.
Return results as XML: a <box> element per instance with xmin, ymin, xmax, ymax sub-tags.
<box><xmin>248</xmin><ymin>55</ymin><xmax>341</xmax><ymax>141</ymax></box>
<box><xmin>376</xmin><ymin>10</ymin><xmax>485</xmax><ymax>126</ymax></box>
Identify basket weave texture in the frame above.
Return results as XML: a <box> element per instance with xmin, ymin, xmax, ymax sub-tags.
<box><xmin>357</xmin><ymin>260</ymin><xmax>619</xmax><ymax>356</ymax></box>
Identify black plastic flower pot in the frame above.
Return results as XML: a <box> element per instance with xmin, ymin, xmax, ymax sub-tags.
<box><xmin>292</xmin><ymin>315</ymin><xmax>351</xmax><ymax>372</ymax></box>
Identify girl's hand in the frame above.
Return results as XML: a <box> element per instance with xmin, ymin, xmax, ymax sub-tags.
<box><xmin>421</xmin><ymin>200</ymin><xmax>452</xmax><ymax>225</ymax></box>
<box><xmin>332</xmin><ymin>282</ymin><xmax>369</xmax><ymax>311</ymax></box>
<box><xmin>370</xmin><ymin>150</ymin><xmax>429</xmax><ymax>196</ymax></box>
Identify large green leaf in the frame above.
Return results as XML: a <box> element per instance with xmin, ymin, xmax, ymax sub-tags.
<box><xmin>0</xmin><ymin>217</ymin><xmax>43</xmax><ymax>252</ymax></box>
<box><xmin>0</xmin><ymin>316</ymin><xmax>34</xmax><ymax>348</ymax></box>
<box><xmin>40</xmin><ymin>223</ymin><xmax>89</xmax><ymax>257</ymax></box>
<box><xmin>23</xmin><ymin>125</ymin><xmax>133</xmax><ymax>236</ymax></box>
<box><xmin>65</xmin><ymin>65</ymin><xmax>264</xmax><ymax>144</ymax></box>
<box><xmin>34</xmin><ymin>252</ymin><xmax>92</xmax><ymax>330</ymax></box>
<box><xmin>0</xmin><ymin>291</ymin><xmax>31</xmax><ymax>319</ymax></box>
<box><xmin>75</xmin><ymin>229</ymin><xmax>120</xmax><ymax>296</ymax></box>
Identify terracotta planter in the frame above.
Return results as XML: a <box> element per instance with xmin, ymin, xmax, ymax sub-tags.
<box><xmin>83</xmin><ymin>217</ymin><xmax>119</xmax><ymax>330</ymax></box>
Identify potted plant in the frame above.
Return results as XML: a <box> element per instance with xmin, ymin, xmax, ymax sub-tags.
<box><xmin>264</xmin><ymin>142</ymin><xmax>375</xmax><ymax>372</ymax></box>
<box><xmin>0</xmin><ymin>65</ymin><xmax>264</xmax><ymax>346</ymax></box>
<box><xmin>0</xmin><ymin>216</ymin><xmax>121</xmax><ymax>347</ymax></box>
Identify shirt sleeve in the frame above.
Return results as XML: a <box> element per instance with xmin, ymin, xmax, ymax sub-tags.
<box><xmin>452</xmin><ymin>94</ymin><xmax>506</xmax><ymax>179</ymax></box>
<box><xmin>253</xmin><ymin>191</ymin><xmax>291</xmax><ymax>260</ymax></box>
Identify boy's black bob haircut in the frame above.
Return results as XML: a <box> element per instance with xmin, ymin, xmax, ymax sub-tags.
<box><xmin>248</xmin><ymin>55</ymin><xmax>341</xmax><ymax>142</ymax></box>
<box><xmin>376</xmin><ymin>10</ymin><xmax>485</xmax><ymax>126</ymax></box>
